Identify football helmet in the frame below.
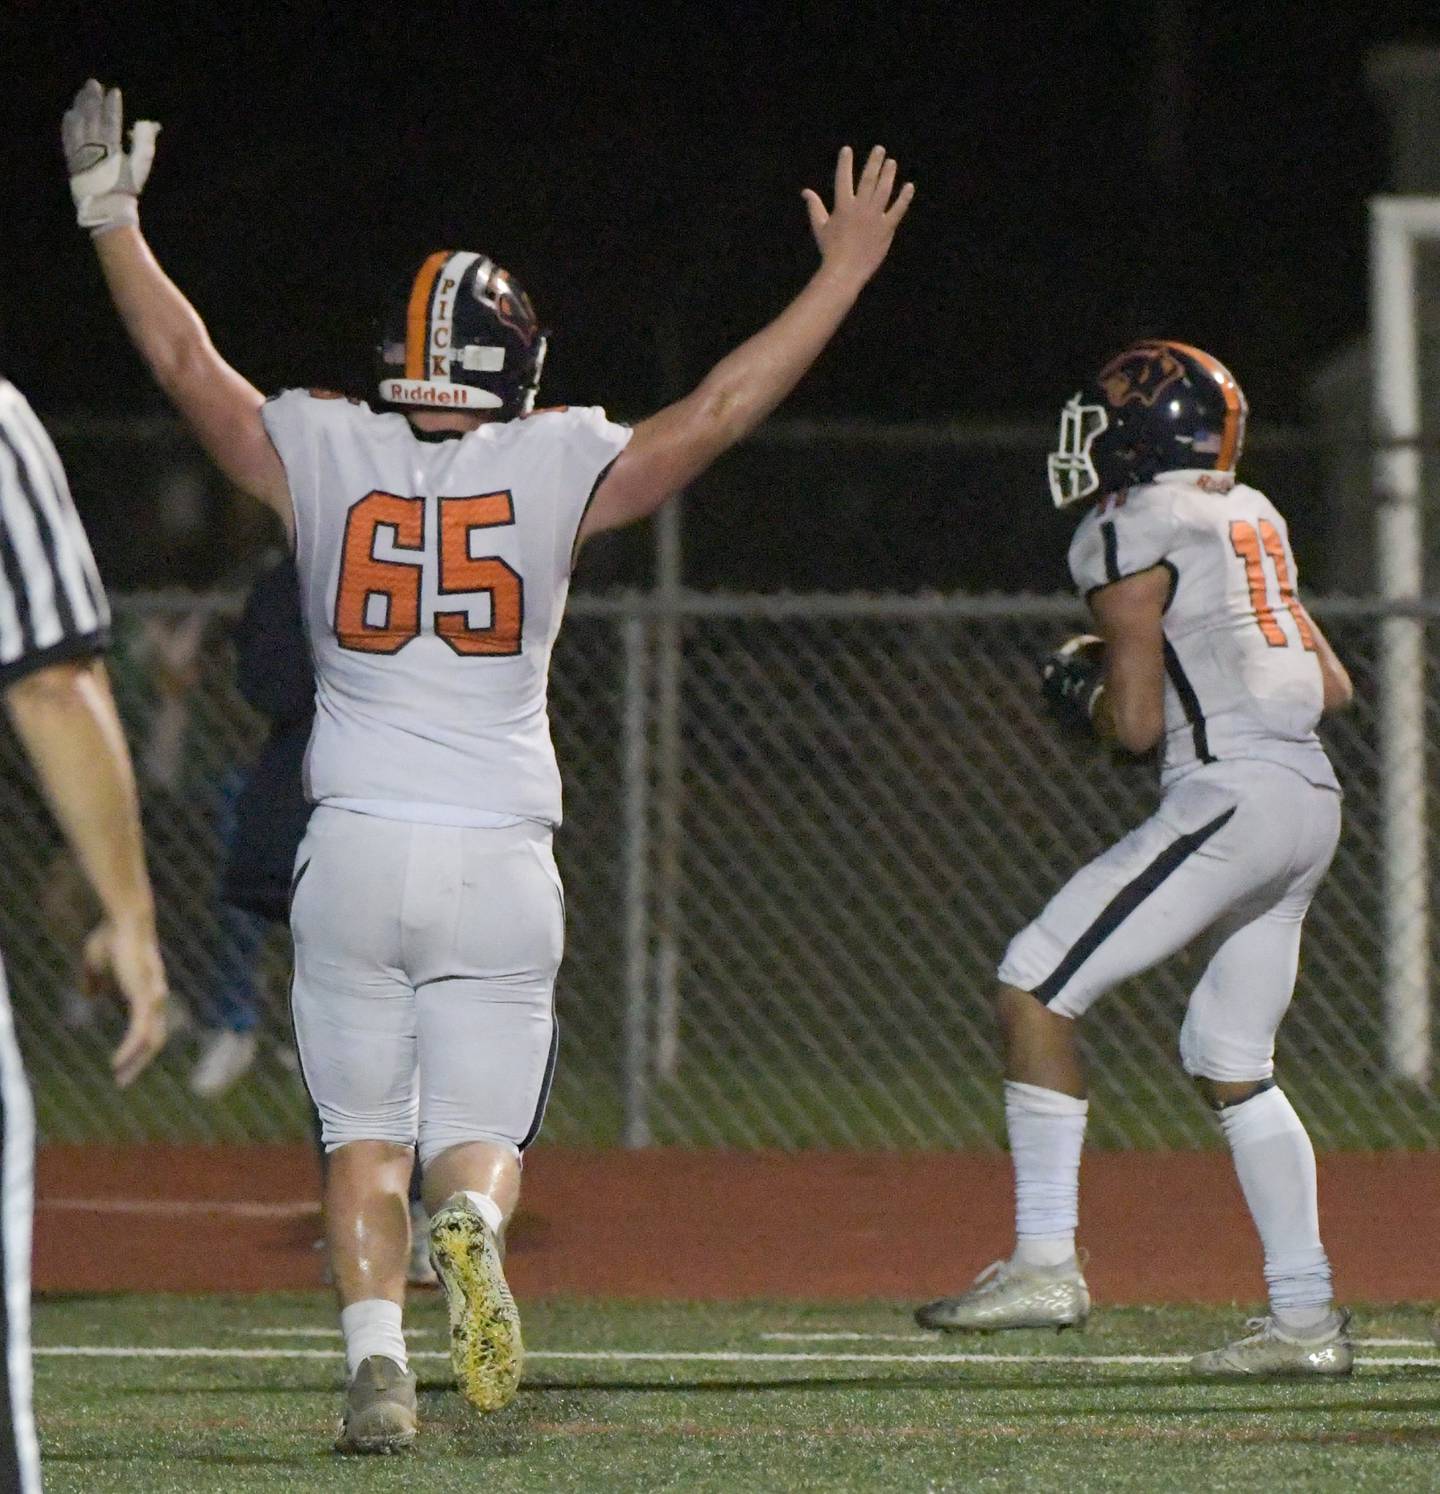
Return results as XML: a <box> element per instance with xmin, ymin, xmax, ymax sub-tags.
<box><xmin>1047</xmin><ymin>340</ymin><xmax>1247</xmax><ymax>508</ymax></box>
<box><xmin>376</xmin><ymin>250</ymin><xmax>546</xmax><ymax>418</ymax></box>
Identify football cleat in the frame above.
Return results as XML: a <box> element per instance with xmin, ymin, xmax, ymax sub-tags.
<box><xmin>429</xmin><ymin>1194</ymin><xmax>523</xmax><ymax>1413</ymax></box>
<box><xmin>914</xmin><ymin>1256</ymin><xmax>1090</xmax><ymax>1333</ymax></box>
<box><xmin>334</xmin><ymin>1354</ymin><xmax>418</xmax><ymax>1455</ymax></box>
<box><xmin>1189</xmin><ymin>1310</ymin><xmax>1353</xmax><ymax>1377</ymax></box>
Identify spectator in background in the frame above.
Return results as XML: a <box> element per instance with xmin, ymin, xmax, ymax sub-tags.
<box><xmin>188</xmin><ymin>553</ymin><xmax>311</xmax><ymax>1095</ymax></box>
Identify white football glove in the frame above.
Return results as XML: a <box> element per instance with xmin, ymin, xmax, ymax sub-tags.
<box><xmin>62</xmin><ymin>79</ymin><xmax>159</xmax><ymax>234</ymax></box>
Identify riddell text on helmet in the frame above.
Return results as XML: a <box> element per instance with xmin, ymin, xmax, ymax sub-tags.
<box><xmin>379</xmin><ymin>379</ymin><xmax>501</xmax><ymax>409</ymax></box>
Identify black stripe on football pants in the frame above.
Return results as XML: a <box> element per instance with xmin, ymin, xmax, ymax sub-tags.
<box><xmin>519</xmin><ymin>1015</ymin><xmax>560</xmax><ymax>1152</ymax></box>
<box><xmin>1031</xmin><ymin>806</ymin><xmax>1237</xmax><ymax>1007</ymax></box>
<box><xmin>1163</xmin><ymin>641</ymin><xmax>1215</xmax><ymax>764</ymax></box>
<box><xmin>0</xmin><ymin>964</ymin><xmax>40</xmax><ymax>1493</ymax></box>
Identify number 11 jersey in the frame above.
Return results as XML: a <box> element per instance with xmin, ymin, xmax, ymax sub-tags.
<box><xmin>262</xmin><ymin>390</ymin><xmax>632</xmax><ymax>826</ymax></box>
<box><xmin>1068</xmin><ymin>469</ymin><xmax>1339</xmax><ymax>791</ymax></box>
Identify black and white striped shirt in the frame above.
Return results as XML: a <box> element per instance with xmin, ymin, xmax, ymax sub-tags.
<box><xmin>0</xmin><ymin>379</ymin><xmax>110</xmax><ymax>685</ymax></box>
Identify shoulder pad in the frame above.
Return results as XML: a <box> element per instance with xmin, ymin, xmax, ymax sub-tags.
<box><xmin>306</xmin><ymin>389</ymin><xmax>365</xmax><ymax>405</ymax></box>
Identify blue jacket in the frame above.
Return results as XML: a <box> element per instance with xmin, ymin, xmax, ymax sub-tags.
<box><xmin>220</xmin><ymin>557</ymin><xmax>314</xmax><ymax>922</ymax></box>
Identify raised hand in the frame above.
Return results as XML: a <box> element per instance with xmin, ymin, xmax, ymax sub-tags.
<box><xmin>801</xmin><ymin>145</ymin><xmax>915</xmax><ymax>287</ymax></box>
<box><xmin>62</xmin><ymin>79</ymin><xmax>160</xmax><ymax>234</ymax></box>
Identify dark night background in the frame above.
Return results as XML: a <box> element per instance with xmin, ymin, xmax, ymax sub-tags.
<box><xmin>3</xmin><ymin>0</ymin><xmax>1438</xmax><ymax>591</ymax></box>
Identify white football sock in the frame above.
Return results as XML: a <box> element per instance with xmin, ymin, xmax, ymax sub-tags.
<box><xmin>1217</xmin><ymin>1086</ymin><xmax>1334</xmax><ymax>1322</ymax></box>
<box><xmin>340</xmin><ymin>1298</ymin><xmax>407</xmax><ymax>1378</ymax></box>
<box><xmin>461</xmin><ymin>1190</ymin><xmax>504</xmax><ymax>1237</ymax></box>
<box><xmin>1005</xmin><ymin>1080</ymin><xmax>1088</xmax><ymax>1269</ymax></box>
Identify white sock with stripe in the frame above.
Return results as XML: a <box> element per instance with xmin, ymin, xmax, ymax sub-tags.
<box><xmin>1005</xmin><ymin>1080</ymin><xmax>1088</xmax><ymax>1269</ymax></box>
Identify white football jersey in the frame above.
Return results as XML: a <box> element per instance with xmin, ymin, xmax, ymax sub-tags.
<box><xmin>262</xmin><ymin>391</ymin><xmax>632</xmax><ymax>825</ymax></box>
<box><xmin>1069</xmin><ymin>470</ymin><xmax>1338</xmax><ymax>791</ymax></box>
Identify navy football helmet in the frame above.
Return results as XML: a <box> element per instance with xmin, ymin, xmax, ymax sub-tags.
<box><xmin>376</xmin><ymin>250</ymin><xmax>547</xmax><ymax>418</ymax></box>
<box><xmin>1047</xmin><ymin>340</ymin><xmax>1247</xmax><ymax>508</ymax></box>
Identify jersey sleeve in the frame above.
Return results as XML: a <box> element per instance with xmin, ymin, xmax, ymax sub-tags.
<box><xmin>1068</xmin><ymin>495</ymin><xmax>1177</xmax><ymax>597</ymax></box>
<box><xmin>538</xmin><ymin>405</ymin><xmax>633</xmax><ymax>577</ymax></box>
<box><xmin>259</xmin><ymin>388</ymin><xmax>320</xmax><ymax>469</ymax></box>
<box><xmin>260</xmin><ymin>389</ymin><xmax>342</xmax><ymax>568</ymax></box>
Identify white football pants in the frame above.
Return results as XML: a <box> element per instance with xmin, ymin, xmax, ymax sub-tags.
<box><xmin>998</xmin><ymin>761</ymin><xmax>1341</xmax><ymax>1082</ymax></box>
<box><xmin>290</xmin><ymin>806</ymin><xmax>563</xmax><ymax>1164</ymax></box>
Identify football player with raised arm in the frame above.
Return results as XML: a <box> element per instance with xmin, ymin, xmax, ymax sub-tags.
<box><xmin>63</xmin><ymin>79</ymin><xmax>913</xmax><ymax>1450</ymax></box>
<box><xmin>914</xmin><ymin>342</ymin><xmax>1356</xmax><ymax>1376</ymax></box>
<box><xmin>0</xmin><ymin>375</ymin><xmax>169</xmax><ymax>1491</ymax></box>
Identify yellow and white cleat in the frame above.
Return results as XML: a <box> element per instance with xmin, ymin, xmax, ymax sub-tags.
<box><xmin>914</xmin><ymin>1256</ymin><xmax>1090</xmax><ymax>1333</ymax></box>
<box><xmin>1190</xmin><ymin>1310</ymin><xmax>1353</xmax><ymax>1377</ymax></box>
<box><xmin>428</xmin><ymin>1194</ymin><xmax>523</xmax><ymax>1413</ymax></box>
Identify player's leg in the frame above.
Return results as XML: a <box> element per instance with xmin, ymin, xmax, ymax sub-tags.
<box><xmin>0</xmin><ymin>964</ymin><xmax>41</xmax><ymax>1493</ymax></box>
<box><xmin>405</xmin><ymin>1154</ymin><xmax>437</xmax><ymax>1287</ymax></box>
<box><xmin>1184</xmin><ymin>786</ymin><xmax>1350</xmax><ymax>1375</ymax></box>
<box><xmin>918</xmin><ymin>775</ymin><xmax>1256</xmax><ymax>1331</ymax></box>
<box><xmin>411</xmin><ymin>821</ymin><xmax>564</xmax><ymax>1414</ymax></box>
<box><xmin>290</xmin><ymin>807</ymin><xmax>421</xmax><ymax>1451</ymax></box>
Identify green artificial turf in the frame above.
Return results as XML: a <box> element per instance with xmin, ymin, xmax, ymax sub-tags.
<box><xmin>31</xmin><ymin>1294</ymin><xmax>1440</xmax><ymax>1492</ymax></box>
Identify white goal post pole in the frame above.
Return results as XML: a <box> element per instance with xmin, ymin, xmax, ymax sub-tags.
<box><xmin>1370</xmin><ymin>196</ymin><xmax>1435</xmax><ymax>1085</ymax></box>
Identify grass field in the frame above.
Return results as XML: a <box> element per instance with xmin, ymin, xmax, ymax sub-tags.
<box><xmin>33</xmin><ymin>1293</ymin><xmax>1440</xmax><ymax>1492</ymax></box>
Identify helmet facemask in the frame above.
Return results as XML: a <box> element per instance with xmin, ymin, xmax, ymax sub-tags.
<box><xmin>1047</xmin><ymin>396</ymin><xmax>1110</xmax><ymax>508</ymax></box>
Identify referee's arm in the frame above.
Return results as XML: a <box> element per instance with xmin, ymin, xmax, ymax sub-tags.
<box><xmin>0</xmin><ymin>382</ymin><xmax>167</xmax><ymax>1086</ymax></box>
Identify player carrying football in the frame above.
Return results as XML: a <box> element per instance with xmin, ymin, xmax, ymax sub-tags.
<box><xmin>62</xmin><ymin>79</ymin><xmax>913</xmax><ymax>1449</ymax></box>
<box><xmin>915</xmin><ymin>341</ymin><xmax>1356</xmax><ymax>1376</ymax></box>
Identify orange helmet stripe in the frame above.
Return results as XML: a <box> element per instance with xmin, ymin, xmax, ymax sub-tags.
<box><xmin>404</xmin><ymin>252</ymin><xmax>450</xmax><ymax>380</ymax></box>
<box><xmin>1160</xmin><ymin>340</ymin><xmax>1246</xmax><ymax>470</ymax></box>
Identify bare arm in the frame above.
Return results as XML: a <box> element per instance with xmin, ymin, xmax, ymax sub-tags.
<box><xmin>91</xmin><ymin>227</ymin><xmax>290</xmax><ymax>519</ymax></box>
<box><xmin>1088</xmin><ymin>567</ymin><xmax>1171</xmax><ymax>755</ymax></box>
<box><xmin>578</xmin><ymin>146</ymin><xmax>913</xmax><ymax>543</ymax></box>
<box><xmin>1298</xmin><ymin>606</ymin><xmax>1354</xmax><ymax>712</ymax></box>
<box><xmin>5</xmin><ymin>659</ymin><xmax>167</xmax><ymax>1085</ymax></box>
<box><xmin>64</xmin><ymin>81</ymin><xmax>290</xmax><ymax>520</ymax></box>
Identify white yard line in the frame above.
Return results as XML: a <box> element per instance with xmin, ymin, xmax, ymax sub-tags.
<box><xmin>767</xmin><ymin>1331</ymin><xmax>1438</xmax><ymax>1350</ymax></box>
<box><xmin>762</xmin><ymin>1332</ymin><xmax>933</xmax><ymax>1343</ymax></box>
<box><xmin>28</xmin><ymin>1345</ymin><xmax>1440</xmax><ymax>1369</ymax></box>
<box><xmin>37</xmin><ymin>1198</ymin><xmax>316</xmax><ymax>1220</ymax></box>
<box><xmin>246</xmin><ymin>1327</ymin><xmax>342</xmax><ymax>1337</ymax></box>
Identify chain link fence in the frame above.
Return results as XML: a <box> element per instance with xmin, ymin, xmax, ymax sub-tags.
<box><xmin>2</xmin><ymin>590</ymin><xmax>1437</xmax><ymax>1151</ymax></box>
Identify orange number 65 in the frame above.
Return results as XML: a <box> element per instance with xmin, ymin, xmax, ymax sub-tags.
<box><xmin>334</xmin><ymin>490</ymin><xmax>524</xmax><ymax>656</ymax></box>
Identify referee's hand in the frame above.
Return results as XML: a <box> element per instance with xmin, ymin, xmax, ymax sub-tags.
<box><xmin>82</xmin><ymin>914</ymin><xmax>169</xmax><ymax>1087</ymax></box>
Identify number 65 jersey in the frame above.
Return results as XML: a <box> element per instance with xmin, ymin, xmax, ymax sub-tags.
<box><xmin>1068</xmin><ymin>469</ymin><xmax>1339</xmax><ymax>793</ymax></box>
<box><xmin>262</xmin><ymin>390</ymin><xmax>632</xmax><ymax>826</ymax></box>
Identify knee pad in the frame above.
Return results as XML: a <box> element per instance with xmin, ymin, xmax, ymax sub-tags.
<box><xmin>1178</xmin><ymin>1004</ymin><xmax>1276</xmax><ymax>1085</ymax></box>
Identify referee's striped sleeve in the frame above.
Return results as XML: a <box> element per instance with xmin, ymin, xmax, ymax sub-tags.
<box><xmin>0</xmin><ymin>380</ymin><xmax>110</xmax><ymax>687</ymax></box>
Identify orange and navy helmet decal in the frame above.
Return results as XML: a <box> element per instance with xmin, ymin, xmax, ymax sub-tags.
<box><xmin>1098</xmin><ymin>344</ymin><xmax>1186</xmax><ymax>410</ymax></box>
